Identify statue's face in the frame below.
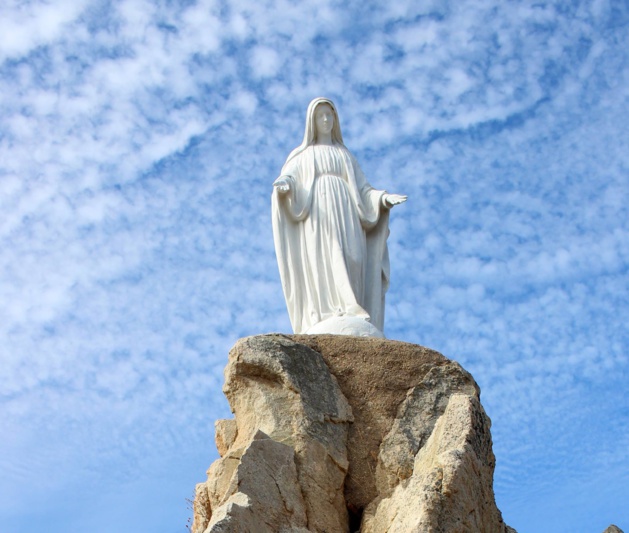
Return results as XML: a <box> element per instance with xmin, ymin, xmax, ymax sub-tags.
<box><xmin>314</xmin><ymin>103</ymin><xmax>334</xmax><ymax>137</ymax></box>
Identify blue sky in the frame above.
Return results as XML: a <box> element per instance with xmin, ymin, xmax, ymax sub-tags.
<box><xmin>1</xmin><ymin>1</ymin><xmax>627</xmax><ymax>532</ymax></box>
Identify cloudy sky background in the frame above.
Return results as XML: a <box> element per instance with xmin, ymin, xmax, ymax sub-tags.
<box><xmin>1</xmin><ymin>0</ymin><xmax>627</xmax><ymax>531</ymax></box>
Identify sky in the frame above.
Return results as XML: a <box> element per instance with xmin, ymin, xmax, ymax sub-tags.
<box><xmin>0</xmin><ymin>0</ymin><xmax>627</xmax><ymax>532</ymax></box>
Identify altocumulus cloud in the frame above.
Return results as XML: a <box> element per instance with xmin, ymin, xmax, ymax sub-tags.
<box><xmin>0</xmin><ymin>1</ymin><xmax>628</xmax><ymax>532</ymax></box>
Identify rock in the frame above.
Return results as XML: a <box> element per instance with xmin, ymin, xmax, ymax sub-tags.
<box><xmin>214</xmin><ymin>419</ymin><xmax>237</xmax><ymax>457</ymax></box>
<box><xmin>205</xmin><ymin>430</ymin><xmax>308</xmax><ymax>532</ymax></box>
<box><xmin>374</xmin><ymin>363</ymin><xmax>480</xmax><ymax>495</ymax></box>
<box><xmin>361</xmin><ymin>394</ymin><xmax>506</xmax><ymax>532</ymax></box>
<box><xmin>192</xmin><ymin>334</ymin><xmax>513</xmax><ymax>533</ymax></box>
<box><xmin>193</xmin><ymin>335</ymin><xmax>353</xmax><ymax>533</ymax></box>
<box><xmin>192</xmin><ymin>482</ymin><xmax>211</xmax><ymax>533</ymax></box>
<box><xmin>603</xmin><ymin>526</ymin><xmax>624</xmax><ymax>533</ymax></box>
<box><xmin>293</xmin><ymin>335</ymin><xmax>478</xmax><ymax>511</ymax></box>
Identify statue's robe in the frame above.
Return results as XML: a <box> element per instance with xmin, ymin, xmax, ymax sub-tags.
<box><xmin>272</xmin><ymin>144</ymin><xmax>391</xmax><ymax>334</ymax></box>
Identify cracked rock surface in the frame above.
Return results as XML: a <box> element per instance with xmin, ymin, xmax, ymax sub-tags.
<box><xmin>192</xmin><ymin>335</ymin><xmax>514</xmax><ymax>533</ymax></box>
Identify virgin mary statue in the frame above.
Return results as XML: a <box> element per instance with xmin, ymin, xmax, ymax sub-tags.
<box><xmin>272</xmin><ymin>97</ymin><xmax>406</xmax><ymax>337</ymax></box>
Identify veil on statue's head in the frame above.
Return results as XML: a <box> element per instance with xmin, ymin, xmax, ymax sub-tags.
<box><xmin>303</xmin><ymin>97</ymin><xmax>344</xmax><ymax>146</ymax></box>
<box><xmin>285</xmin><ymin>97</ymin><xmax>345</xmax><ymax>164</ymax></box>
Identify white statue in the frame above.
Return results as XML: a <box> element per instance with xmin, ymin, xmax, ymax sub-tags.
<box><xmin>272</xmin><ymin>97</ymin><xmax>407</xmax><ymax>337</ymax></box>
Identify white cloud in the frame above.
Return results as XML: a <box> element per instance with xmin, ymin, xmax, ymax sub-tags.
<box><xmin>250</xmin><ymin>45</ymin><xmax>281</xmax><ymax>78</ymax></box>
<box><xmin>228</xmin><ymin>89</ymin><xmax>258</xmax><ymax>115</ymax></box>
<box><xmin>1</xmin><ymin>0</ymin><xmax>628</xmax><ymax>532</ymax></box>
<box><xmin>179</xmin><ymin>1</ymin><xmax>223</xmax><ymax>54</ymax></box>
<box><xmin>0</xmin><ymin>0</ymin><xmax>90</xmax><ymax>62</ymax></box>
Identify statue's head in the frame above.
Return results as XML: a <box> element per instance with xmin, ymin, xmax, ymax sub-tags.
<box><xmin>303</xmin><ymin>97</ymin><xmax>344</xmax><ymax>146</ymax></box>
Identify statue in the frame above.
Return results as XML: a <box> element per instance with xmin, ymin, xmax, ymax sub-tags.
<box><xmin>272</xmin><ymin>97</ymin><xmax>407</xmax><ymax>337</ymax></box>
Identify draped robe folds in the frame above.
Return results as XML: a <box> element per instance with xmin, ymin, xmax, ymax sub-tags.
<box><xmin>272</xmin><ymin>144</ymin><xmax>391</xmax><ymax>335</ymax></box>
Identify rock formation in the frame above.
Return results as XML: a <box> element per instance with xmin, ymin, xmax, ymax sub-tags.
<box><xmin>192</xmin><ymin>334</ymin><xmax>514</xmax><ymax>533</ymax></box>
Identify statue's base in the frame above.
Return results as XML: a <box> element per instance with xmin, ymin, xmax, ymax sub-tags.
<box><xmin>304</xmin><ymin>315</ymin><xmax>385</xmax><ymax>338</ymax></box>
<box><xmin>192</xmin><ymin>335</ymin><xmax>514</xmax><ymax>533</ymax></box>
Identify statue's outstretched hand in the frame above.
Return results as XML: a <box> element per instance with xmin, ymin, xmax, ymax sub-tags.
<box><xmin>274</xmin><ymin>177</ymin><xmax>291</xmax><ymax>195</ymax></box>
<box><xmin>383</xmin><ymin>193</ymin><xmax>408</xmax><ymax>207</ymax></box>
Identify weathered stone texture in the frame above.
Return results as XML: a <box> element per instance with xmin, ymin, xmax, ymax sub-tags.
<box><xmin>193</xmin><ymin>335</ymin><xmax>352</xmax><ymax>533</ymax></box>
<box><xmin>362</xmin><ymin>393</ymin><xmax>504</xmax><ymax>532</ymax></box>
<box><xmin>293</xmin><ymin>334</ymin><xmax>480</xmax><ymax>512</ymax></box>
<box><xmin>192</xmin><ymin>334</ymin><xmax>513</xmax><ymax>533</ymax></box>
<box><xmin>204</xmin><ymin>430</ymin><xmax>308</xmax><ymax>533</ymax></box>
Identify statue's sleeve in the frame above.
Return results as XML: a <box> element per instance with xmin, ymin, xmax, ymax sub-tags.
<box><xmin>272</xmin><ymin>153</ymin><xmax>309</xmax><ymax>333</ymax></box>
<box><xmin>274</xmin><ymin>150</ymin><xmax>314</xmax><ymax>223</ymax></box>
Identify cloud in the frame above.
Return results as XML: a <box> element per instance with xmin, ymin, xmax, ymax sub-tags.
<box><xmin>1</xmin><ymin>0</ymin><xmax>628</xmax><ymax>532</ymax></box>
<box><xmin>0</xmin><ymin>0</ymin><xmax>90</xmax><ymax>62</ymax></box>
<box><xmin>250</xmin><ymin>45</ymin><xmax>281</xmax><ymax>78</ymax></box>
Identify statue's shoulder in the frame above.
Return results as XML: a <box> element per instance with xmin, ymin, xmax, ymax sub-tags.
<box><xmin>284</xmin><ymin>145</ymin><xmax>309</xmax><ymax>165</ymax></box>
<box><xmin>331</xmin><ymin>142</ymin><xmax>351</xmax><ymax>154</ymax></box>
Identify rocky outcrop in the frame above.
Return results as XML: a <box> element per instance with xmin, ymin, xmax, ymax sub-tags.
<box><xmin>192</xmin><ymin>334</ymin><xmax>513</xmax><ymax>533</ymax></box>
<box><xmin>192</xmin><ymin>335</ymin><xmax>352</xmax><ymax>533</ymax></box>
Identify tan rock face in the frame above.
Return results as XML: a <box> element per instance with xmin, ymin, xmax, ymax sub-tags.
<box><xmin>193</xmin><ymin>335</ymin><xmax>353</xmax><ymax>533</ymax></box>
<box><xmin>214</xmin><ymin>419</ymin><xmax>237</xmax><ymax>457</ymax></box>
<box><xmin>192</xmin><ymin>335</ymin><xmax>514</xmax><ymax>533</ymax></box>
<box><xmin>292</xmin><ymin>335</ymin><xmax>478</xmax><ymax>511</ymax></box>
<box><xmin>362</xmin><ymin>394</ymin><xmax>503</xmax><ymax>532</ymax></box>
<box><xmin>206</xmin><ymin>430</ymin><xmax>308</xmax><ymax>532</ymax></box>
